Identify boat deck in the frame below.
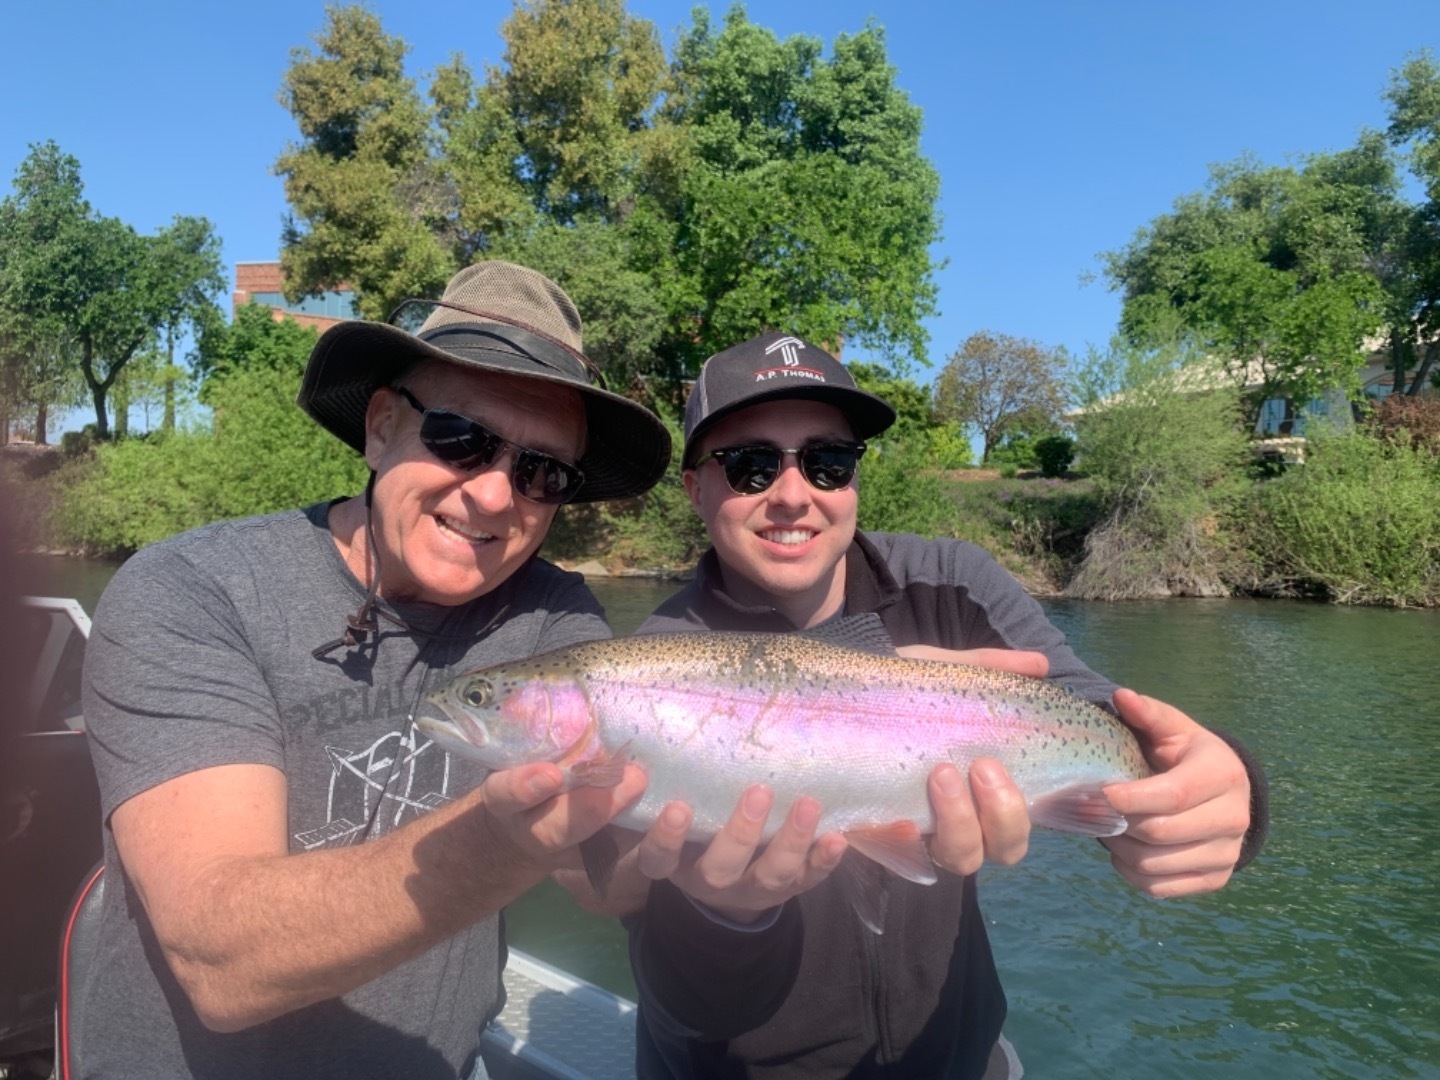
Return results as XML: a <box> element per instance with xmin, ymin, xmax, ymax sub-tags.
<box><xmin>481</xmin><ymin>950</ymin><xmax>637</xmax><ymax>1080</ymax></box>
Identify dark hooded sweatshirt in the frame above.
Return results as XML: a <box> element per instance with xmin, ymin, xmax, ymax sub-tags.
<box><xmin>625</xmin><ymin>531</ymin><xmax>1268</xmax><ymax>1080</ymax></box>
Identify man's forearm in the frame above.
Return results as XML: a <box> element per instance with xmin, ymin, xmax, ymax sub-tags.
<box><xmin>146</xmin><ymin>788</ymin><xmax>544</xmax><ymax>1032</ymax></box>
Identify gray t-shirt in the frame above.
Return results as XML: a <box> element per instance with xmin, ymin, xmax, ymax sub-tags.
<box><xmin>77</xmin><ymin>504</ymin><xmax>610</xmax><ymax>1079</ymax></box>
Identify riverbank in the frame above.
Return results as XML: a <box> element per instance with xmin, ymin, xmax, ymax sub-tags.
<box><xmin>7</xmin><ymin>436</ymin><xmax>1438</xmax><ymax>607</ymax></box>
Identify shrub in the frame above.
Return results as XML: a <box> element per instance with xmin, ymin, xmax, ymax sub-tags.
<box><xmin>54</xmin><ymin>365</ymin><xmax>369</xmax><ymax>555</ymax></box>
<box><xmin>1368</xmin><ymin>395</ymin><xmax>1440</xmax><ymax>454</ymax></box>
<box><xmin>1248</xmin><ymin>430</ymin><xmax>1440</xmax><ymax>606</ymax></box>
<box><xmin>1033</xmin><ymin>435</ymin><xmax>1075</xmax><ymax>477</ymax></box>
<box><xmin>1066</xmin><ymin>338</ymin><xmax>1253</xmax><ymax>599</ymax></box>
<box><xmin>858</xmin><ymin>437</ymin><xmax>958</xmax><ymax>538</ymax></box>
<box><xmin>924</xmin><ymin>425</ymin><xmax>974</xmax><ymax>470</ymax></box>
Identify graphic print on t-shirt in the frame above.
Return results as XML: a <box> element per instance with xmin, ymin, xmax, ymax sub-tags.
<box><xmin>294</xmin><ymin>724</ymin><xmax>453</xmax><ymax>849</ymax></box>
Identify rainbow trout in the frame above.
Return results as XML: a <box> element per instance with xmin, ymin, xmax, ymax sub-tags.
<box><xmin>417</xmin><ymin>620</ymin><xmax>1149</xmax><ymax>923</ymax></box>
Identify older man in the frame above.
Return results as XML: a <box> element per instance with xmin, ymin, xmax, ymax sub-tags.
<box><xmin>77</xmin><ymin>262</ymin><xmax>670</xmax><ymax>1079</ymax></box>
<box><xmin>597</xmin><ymin>331</ymin><xmax>1268</xmax><ymax>1079</ymax></box>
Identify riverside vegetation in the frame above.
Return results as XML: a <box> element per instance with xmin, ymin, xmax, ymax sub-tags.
<box><xmin>5</xmin><ymin>309</ymin><xmax>1438</xmax><ymax>609</ymax></box>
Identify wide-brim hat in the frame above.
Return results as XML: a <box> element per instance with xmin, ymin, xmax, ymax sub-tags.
<box><xmin>682</xmin><ymin>331</ymin><xmax>896</xmax><ymax>466</ymax></box>
<box><xmin>298</xmin><ymin>261</ymin><xmax>671</xmax><ymax>502</ymax></box>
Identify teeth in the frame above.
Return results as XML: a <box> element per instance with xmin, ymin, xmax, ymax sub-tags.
<box><xmin>439</xmin><ymin>516</ymin><xmax>494</xmax><ymax>542</ymax></box>
<box><xmin>761</xmin><ymin>529</ymin><xmax>813</xmax><ymax>546</ymax></box>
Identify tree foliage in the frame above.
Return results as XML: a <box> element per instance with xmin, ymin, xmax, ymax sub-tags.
<box><xmin>54</xmin><ymin>315</ymin><xmax>365</xmax><ymax>555</ymax></box>
<box><xmin>933</xmin><ymin>331</ymin><xmax>1068</xmax><ymax>463</ymax></box>
<box><xmin>194</xmin><ymin>302</ymin><xmax>321</xmax><ymax>398</ymax></box>
<box><xmin>1107</xmin><ymin>55</ymin><xmax>1440</xmax><ymax>416</ymax></box>
<box><xmin>0</xmin><ymin>142</ymin><xmax>225</xmax><ymax>438</ymax></box>
<box><xmin>1103</xmin><ymin>150</ymin><xmax>1396</xmax><ymax>421</ymax></box>
<box><xmin>277</xmin><ymin>2</ymin><xmax>942</xmax><ymax>385</ymax></box>
<box><xmin>1384</xmin><ymin>49</ymin><xmax>1440</xmax><ymax>390</ymax></box>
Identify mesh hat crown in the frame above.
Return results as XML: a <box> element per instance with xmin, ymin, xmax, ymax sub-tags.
<box><xmin>298</xmin><ymin>261</ymin><xmax>670</xmax><ymax>502</ymax></box>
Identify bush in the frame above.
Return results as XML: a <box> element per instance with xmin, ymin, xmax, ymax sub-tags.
<box><xmin>544</xmin><ymin>415</ymin><xmax>709</xmax><ymax>571</ymax></box>
<box><xmin>60</xmin><ymin>428</ymin><xmax>97</xmax><ymax>458</ymax></box>
<box><xmin>1248</xmin><ymin>430</ymin><xmax>1440</xmax><ymax>606</ymax></box>
<box><xmin>923</xmin><ymin>425</ymin><xmax>974</xmax><ymax>470</ymax></box>
<box><xmin>1033</xmin><ymin>435</ymin><xmax>1074</xmax><ymax>477</ymax></box>
<box><xmin>858</xmin><ymin>437</ymin><xmax>959</xmax><ymax>538</ymax></box>
<box><xmin>1066</xmin><ymin>339</ymin><xmax>1253</xmax><ymax>599</ymax></box>
<box><xmin>54</xmin><ymin>365</ymin><xmax>369</xmax><ymax>555</ymax></box>
<box><xmin>1368</xmin><ymin>395</ymin><xmax>1440</xmax><ymax>454</ymax></box>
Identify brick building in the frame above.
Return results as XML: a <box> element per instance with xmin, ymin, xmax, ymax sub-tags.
<box><xmin>232</xmin><ymin>262</ymin><xmax>357</xmax><ymax>332</ymax></box>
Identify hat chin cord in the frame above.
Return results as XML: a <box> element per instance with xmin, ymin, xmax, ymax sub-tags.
<box><xmin>311</xmin><ymin>473</ymin><xmax>513</xmax><ymax>660</ymax></box>
<box><xmin>312</xmin><ymin>472</ymin><xmax>389</xmax><ymax>659</ymax></box>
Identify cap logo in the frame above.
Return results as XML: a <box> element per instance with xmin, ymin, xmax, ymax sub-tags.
<box><xmin>754</xmin><ymin>335</ymin><xmax>826</xmax><ymax>383</ymax></box>
<box><xmin>768</xmin><ymin>335</ymin><xmax>805</xmax><ymax>366</ymax></box>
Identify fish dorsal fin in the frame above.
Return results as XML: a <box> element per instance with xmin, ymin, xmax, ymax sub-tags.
<box><xmin>844</xmin><ymin>821</ymin><xmax>938</xmax><ymax>886</ymax></box>
<box><xmin>799</xmin><ymin>613</ymin><xmax>896</xmax><ymax>657</ymax></box>
<box><xmin>834</xmin><ymin>850</ymin><xmax>891</xmax><ymax>935</ymax></box>
<box><xmin>1029</xmin><ymin>782</ymin><xmax>1129</xmax><ymax>837</ymax></box>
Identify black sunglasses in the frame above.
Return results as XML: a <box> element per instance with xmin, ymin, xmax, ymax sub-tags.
<box><xmin>393</xmin><ymin>387</ymin><xmax>585</xmax><ymax>505</ymax></box>
<box><xmin>697</xmin><ymin>441</ymin><xmax>867</xmax><ymax>495</ymax></box>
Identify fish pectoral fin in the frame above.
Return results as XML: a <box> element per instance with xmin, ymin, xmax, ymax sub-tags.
<box><xmin>579</xmin><ymin>827</ymin><xmax>622</xmax><ymax>899</ymax></box>
<box><xmin>843</xmin><ymin>821</ymin><xmax>938</xmax><ymax>886</ymax></box>
<box><xmin>1029</xmin><ymin>782</ymin><xmax>1128</xmax><ymax>836</ymax></box>
<box><xmin>833</xmin><ymin>850</ymin><xmax>891</xmax><ymax>935</ymax></box>
<box><xmin>566</xmin><ymin>741</ymin><xmax>633</xmax><ymax>789</ymax></box>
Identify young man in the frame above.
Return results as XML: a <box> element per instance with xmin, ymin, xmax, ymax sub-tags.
<box><xmin>612</xmin><ymin>331</ymin><xmax>1268</xmax><ymax>1079</ymax></box>
<box><xmin>76</xmin><ymin>262</ymin><xmax>671</xmax><ymax>1079</ymax></box>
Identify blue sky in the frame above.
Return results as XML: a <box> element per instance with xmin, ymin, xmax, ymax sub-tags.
<box><xmin>1</xmin><ymin>0</ymin><xmax>1435</xmax><ymax>431</ymax></box>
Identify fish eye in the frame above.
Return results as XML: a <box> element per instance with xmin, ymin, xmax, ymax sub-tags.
<box><xmin>461</xmin><ymin>678</ymin><xmax>492</xmax><ymax>708</ymax></box>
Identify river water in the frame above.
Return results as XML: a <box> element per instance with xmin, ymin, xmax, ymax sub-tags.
<box><xmin>22</xmin><ymin>557</ymin><xmax>1440</xmax><ymax>1078</ymax></box>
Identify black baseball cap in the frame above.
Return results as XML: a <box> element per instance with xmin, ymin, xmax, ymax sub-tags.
<box><xmin>682</xmin><ymin>332</ymin><xmax>896</xmax><ymax>467</ymax></box>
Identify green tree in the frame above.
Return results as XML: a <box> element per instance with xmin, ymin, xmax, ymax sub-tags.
<box><xmin>277</xmin><ymin>2</ymin><xmax>943</xmax><ymax>387</ymax></box>
<box><xmin>933</xmin><ymin>331</ymin><xmax>1068</xmax><ymax>464</ymax></box>
<box><xmin>194</xmin><ymin>302</ymin><xmax>321</xmax><ymax>399</ymax></box>
<box><xmin>1104</xmin><ymin>150</ymin><xmax>1397</xmax><ymax>423</ymax></box>
<box><xmin>277</xmin><ymin>5</ymin><xmax>455</xmax><ymax>319</ymax></box>
<box><xmin>1385</xmin><ymin>49</ymin><xmax>1440</xmax><ymax>393</ymax></box>
<box><xmin>0</xmin><ymin>143</ymin><xmax>224</xmax><ymax>438</ymax></box>
<box><xmin>1066</xmin><ymin>336</ymin><xmax>1252</xmax><ymax>599</ymax></box>
<box><xmin>149</xmin><ymin>215</ymin><xmax>226</xmax><ymax>432</ymax></box>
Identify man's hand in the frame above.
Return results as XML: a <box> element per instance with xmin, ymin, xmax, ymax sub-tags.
<box><xmin>900</xmin><ymin>645</ymin><xmax>1043</xmax><ymax>877</ymax></box>
<box><xmin>480</xmin><ymin>761</ymin><xmax>648</xmax><ymax>875</ymax></box>
<box><xmin>1101</xmin><ymin>689</ymin><xmax>1250</xmax><ymax>898</ymax></box>
<box><xmin>925</xmin><ymin>759</ymin><xmax>1030</xmax><ymax>876</ymax></box>
<box><xmin>634</xmin><ymin>786</ymin><xmax>847</xmax><ymax>924</ymax></box>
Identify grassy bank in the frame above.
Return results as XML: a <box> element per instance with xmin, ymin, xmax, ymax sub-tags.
<box><xmin>8</xmin><ymin>427</ymin><xmax>1438</xmax><ymax>607</ymax></box>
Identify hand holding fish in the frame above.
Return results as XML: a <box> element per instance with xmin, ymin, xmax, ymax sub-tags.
<box><xmin>1099</xmin><ymin>689</ymin><xmax>1252</xmax><ymax>898</ymax></box>
<box><xmin>478</xmin><ymin>760</ymin><xmax>649</xmax><ymax>874</ymax></box>
<box><xmin>924</xmin><ymin>760</ymin><xmax>1031</xmax><ymax>876</ymax></box>
<box><xmin>421</xmin><ymin>627</ymin><xmax>1151</xmax><ymax>932</ymax></box>
<box><xmin>635</xmin><ymin>786</ymin><xmax>848</xmax><ymax>924</ymax></box>
<box><xmin>895</xmin><ymin>646</ymin><xmax>1043</xmax><ymax>877</ymax></box>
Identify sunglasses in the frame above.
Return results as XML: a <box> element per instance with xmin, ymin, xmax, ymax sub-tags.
<box><xmin>393</xmin><ymin>387</ymin><xmax>585</xmax><ymax>505</ymax></box>
<box><xmin>697</xmin><ymin>441</ymin><xmax>867</xmax><ymax>495</ymax></box>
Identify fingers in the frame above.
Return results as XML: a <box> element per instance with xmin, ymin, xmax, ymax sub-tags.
<box><xmin>693</xmin><ymin>785</ymin><xmax>776</xmax><ymax>886</ymax></box>
<box><xmin>896</xmin><ymin>644</ymin><xmax>1049</xmax><ymax>679</ymax></box>
<box><xmin>1111</xmin><ymin>688</ymin><xmax>1200</xmax><ymax>751</ymax></box>
<box><xmin>926</xmin><ymin>760</ymin><xmax>1029</xmax><ymax>876</ymax></box>
<box><xmin>636</xmin><ymin>802</ymin><xmax>693</xmax><ymax>880</ymax></box>
<box><xmin>970</xmin><ymin>760</ymin><xmax>1030</xmax><ymax>865</ymax></box>
<box><xmin>1102</xmin><ymin>834</ymin><xmax>1239</xmax><ymax>898</ymax></box>
<box><xmin>1104</xmin><ymin>734</ymin><xmax>1249</xmax><ymax>821</ymax></box>
<box><xmin>655</xmin><ymin>787</ymin><xmax>846</xmax><ymax>923</ymax></box>
<box><xmin>480</xmin><ymin>762</ymin><xmax>565</xmax><ymax>818</ymax></box>
<box><xmin>481</xmin><ymin>762</ymin><xmax>648</xmax><ymax>866</ymax></box>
